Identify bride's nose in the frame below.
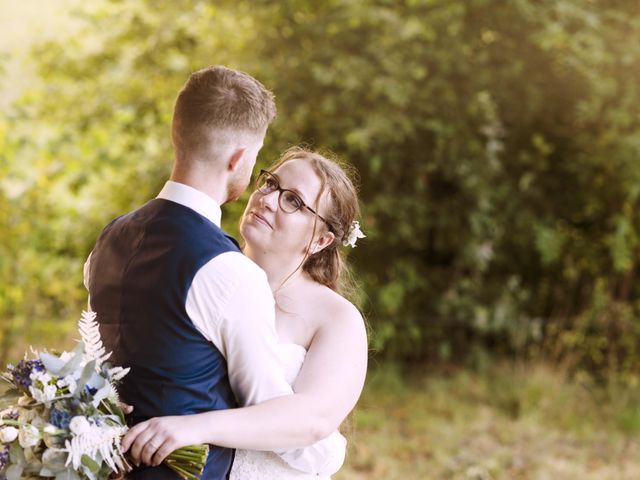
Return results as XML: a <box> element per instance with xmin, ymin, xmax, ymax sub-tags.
<box><xmin>258</xmin><ymin>190</ymin><xmax>279</xmax><ymax>211</ymax></box>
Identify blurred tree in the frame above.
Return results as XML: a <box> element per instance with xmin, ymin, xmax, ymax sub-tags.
<box><xmin>2</xmin><ymin>0</ymin><xmax>640</xmax><ymax>377</ymax></box>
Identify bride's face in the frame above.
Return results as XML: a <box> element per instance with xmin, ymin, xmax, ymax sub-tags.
<box><xmin>240</xmin><ymin>159</ymin><xmax>330</xmax><ymax>258</ymax></box>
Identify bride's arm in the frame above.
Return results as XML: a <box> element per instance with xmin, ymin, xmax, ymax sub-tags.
<box><xmin>121</xmin><ymin>299</ymin><xmax>367</xmax><ymax>464</ymax></box>
<box><xmin>197</xmin><ymin>300</ymin><xmax>367</xmax><ymax>448</ymax></box>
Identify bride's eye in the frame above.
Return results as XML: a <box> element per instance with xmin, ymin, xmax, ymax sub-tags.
<box><xmin>283</xmin><ymin>191</ymin><xmax>303</xmax><ymax>210</ymax></box>
<box><xmin>263</xmin><ymin>178</ymin><xmax>278</xmax><ymax>191</ymax></box>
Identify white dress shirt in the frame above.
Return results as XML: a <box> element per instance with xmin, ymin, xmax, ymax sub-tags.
<box><xmin>84</xmin><ymin>181</ymin><xmax>345</xmax><ymax>476</ymax></box>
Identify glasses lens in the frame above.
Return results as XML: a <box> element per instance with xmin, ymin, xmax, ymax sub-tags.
<box><xmin>280</xmin><ymin>190</ymin><xmax>304</xmax><ymax>213</ymax></box>
<box><xmin>257</xmin><ymin>172</ymin><xmax>277</xmax><ymax>193</ymax></box>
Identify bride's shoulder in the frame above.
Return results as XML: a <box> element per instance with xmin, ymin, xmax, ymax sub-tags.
<box><xmin>310</xmin><ymin>285</ymin><xmax>364</xmax><ymax>329</ymax></box>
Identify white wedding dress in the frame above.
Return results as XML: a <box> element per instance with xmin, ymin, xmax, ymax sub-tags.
<box><xmin>230</xmin><ymin>343</ymin><xmax>346</xmax><ymax>479</ymax></box>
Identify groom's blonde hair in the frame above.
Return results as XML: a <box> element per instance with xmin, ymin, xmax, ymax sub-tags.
<box><xmin>172</xmin><ymin>65</ymin><xmax>277</xmax><ymax>164</ymax></box>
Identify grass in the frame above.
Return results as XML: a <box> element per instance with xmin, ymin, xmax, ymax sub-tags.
<box><xmin>336</xmin><ymin>362</ymin><xmax>640</xmax><ymax>480</ymax></box>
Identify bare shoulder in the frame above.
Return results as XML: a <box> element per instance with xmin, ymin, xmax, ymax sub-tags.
<box><xmin>308</xmin><ymin>284</ymin><xmax>365</xmax><ymax>332</ymax></box>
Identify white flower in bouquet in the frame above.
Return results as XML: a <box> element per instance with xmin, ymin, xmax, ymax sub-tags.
<box><xmin>57</xmin><ymin>376</ymin><xmax>77</xmax><ymax>394</ymax></box>
<box><xmin>43</xmin><ymin>424</ymin><xmax>57</xmax><ymax>435</ymax></box>
<box><xmin>0</xmin><ymin>427</ymin><xmax>18</xmax><ymax>443</ymax></box>
<box><xmin>69</xmin><ymin>416</ymin><xmax>91</xmax><ymax>435</ymax></box>
<box><xmin>18</xmin><ymin>424</ymin><xmax>40</xmax><ymax>448</ymax></box>
<box><xmin>29</xmin><ymin>370</ymin><xmax>52</xmax><ymax>384</ymax></box>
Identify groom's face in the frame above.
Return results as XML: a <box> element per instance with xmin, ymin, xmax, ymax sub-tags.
<box><xmin>227</xmin><ymin>135</ymin><xmax>265</xmax><ymax>202</ymax></box>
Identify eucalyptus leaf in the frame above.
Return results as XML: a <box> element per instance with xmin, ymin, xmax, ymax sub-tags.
<box><xmin>87</xmin><ymin>371</ymin><xmax>105</xmax><ymax>390</ymax></box>
<box><xmin>9</xmin><ymin>441</ymin><xmax>26</xmax><ymax>465</ymax></box>
<box><xmin>75</xmin><ymin>360</ymin><xmax>97</xmax><ymax>394</ymax></box>
<box><xmin>40</xmin><ymin>448</ymin><xmax>67</xmax><ymax>476</ymax></box>
<box><xmin>59</xmin><ymin>343</ymin><xmax>86</xmax><ymax>376</ymax></box>
<box><xmin>39</xmin><ymin>467</ymin><xmax>58</xmax><ymax>477</ymax></box>
<box><xmin>91</xmin><ymin>382</ymin><xmax>112</xmax><ymax>408</ymax></box>
<box><xmin>55</xmin><ymin>470</ymin><xmax>82</xmax><ymax>480</ymax></box>
<box><xmin>40</xmin><ymin>352</ymin><xmax>65</xmax><ymax>376</ymax></box>
<box><xmin>5</xmin><ymin>464</ymin><xmax>23</xmax><ymax>480</ymax></box>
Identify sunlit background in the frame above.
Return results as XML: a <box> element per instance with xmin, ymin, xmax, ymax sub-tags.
<box><xmin>2</xmin><ymin>1</ymin><xmax>640</xmax><ymax>478</ymax></box>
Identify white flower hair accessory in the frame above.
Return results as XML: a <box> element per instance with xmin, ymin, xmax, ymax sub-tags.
<box><xmin>342</xmin><ymin>220</ymin><xmax>366</xmax><ymax>248</ymax></box>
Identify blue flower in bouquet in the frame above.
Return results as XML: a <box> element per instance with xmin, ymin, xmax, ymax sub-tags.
<box><xmin>48</xmin><ymin>407</ymin><xmax>72</xmax><ymax>429</ymax></box>
<box><xmin>8</xmin><ymin>359</ymin><xmax>45</xmax><ymax>391</ymax></box>
<box><xmin>85</xmin><ymin>385</ymin><xmax>98</xmax><ymax>396</ymax></box>
<box><xmin>0</xmin><ymin>445</ymin><xmax>9</xmax><ymax>470</ymax></box>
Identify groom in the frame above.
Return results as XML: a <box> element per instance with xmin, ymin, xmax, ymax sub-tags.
<box><xmin>84</xmin><ymin>66</ymin><xmax>337</xmax><ymax>479</ymax></box>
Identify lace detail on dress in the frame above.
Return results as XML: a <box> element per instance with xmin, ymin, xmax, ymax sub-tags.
<box><xmin>229</xmin><ymin>344</ymin><xmax>333</xmax><ymax>480</ymax></box>
<box><xmin>231</xmin><ymin>449</ymin><xmax>330</xmax><ymax>479</ymax></box>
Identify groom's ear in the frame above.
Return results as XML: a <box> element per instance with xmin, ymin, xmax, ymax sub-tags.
<box><xmin>227</xmin><ymin>147</ymin><xmax>247</xmax><ymax>172</ymax></box>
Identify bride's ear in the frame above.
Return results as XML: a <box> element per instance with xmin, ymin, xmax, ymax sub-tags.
<box><xmin>309</xmin><ymin>231</ymin><xmax>335</xmax><ymax>254</ymax></box>
<box><xmin>227</xmin><ymin>147</ymin><xmax>247</xmax><ymax>172</ymax></box>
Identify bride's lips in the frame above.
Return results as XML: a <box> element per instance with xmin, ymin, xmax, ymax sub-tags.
<box><xmin>251</xmin><ymin>211</ymin><xmax>273</xmax><ymax>229</ymax></box>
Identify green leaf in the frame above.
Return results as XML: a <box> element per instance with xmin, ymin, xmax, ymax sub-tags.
<box><xmin>81</xmin><ymin>454</ymin><xmax>101</xmax><ymax>473</ymax></box>
<box><xmin>99</xmin><ymin>397</ymin><xmax>125</xmax><ymax>425</ymax></box>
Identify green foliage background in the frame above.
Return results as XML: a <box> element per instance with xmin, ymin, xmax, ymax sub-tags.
<box><xmin>2</xmin><ymin>0</ymin><xmax>640</xmax><ymax>380</ymax></box>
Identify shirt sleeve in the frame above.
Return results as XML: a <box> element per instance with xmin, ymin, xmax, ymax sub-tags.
<box><xmin>185</xmin><ymin>251</ymin><xmax>348</xmax><ymax>475</ymax></box>
<box><xmin>186</xmin><ymin>251</ymin><xmax>291</xmax><ymax>404</ymax></box>
<box><xmin>83</xmin><ymin>252</ymin><xmax>92</xmax><ymax>310</ymax></box>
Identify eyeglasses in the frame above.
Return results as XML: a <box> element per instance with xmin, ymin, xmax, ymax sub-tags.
<box><xmin>255</xmin><ymin>169</ymin><xmax>332</xmax><ymax>228</ymax></box>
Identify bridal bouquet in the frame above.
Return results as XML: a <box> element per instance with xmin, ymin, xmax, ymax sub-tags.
<box><xmin>0</xmin><ymin>312</ymin><xmax>208</xmax><ymax>480</ymax></box>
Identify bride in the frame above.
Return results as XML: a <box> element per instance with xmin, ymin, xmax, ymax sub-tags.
<box><xmin>122</xmin><ymin>146</ymin><xmax>368</xmax><ymax>478</ymax></box>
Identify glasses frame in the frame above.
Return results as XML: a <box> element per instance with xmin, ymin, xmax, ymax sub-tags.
<box><xmin>256</xmin><ymin>169</ymin><xmax>332</xmax><ymax>229</ymax></box>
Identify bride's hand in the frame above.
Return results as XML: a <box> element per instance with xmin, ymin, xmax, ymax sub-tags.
<box><xmin>121</xmin><ymin>415</ymin><xmax>199</xmax><ymax>467</ymax></box>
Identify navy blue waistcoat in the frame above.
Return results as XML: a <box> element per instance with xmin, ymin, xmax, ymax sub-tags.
<box><xmin>88</xmin><ymin>199</ymin><xmax>240</xmax><ymax>480</ymax></box>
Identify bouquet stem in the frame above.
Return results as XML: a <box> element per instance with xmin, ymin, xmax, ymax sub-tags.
<box><xmin>162</xmin><ymin>444</ymin><xmax>209</xmax><ymax>480</ymax></box>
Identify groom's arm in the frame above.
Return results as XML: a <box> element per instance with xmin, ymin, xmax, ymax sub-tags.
<box><xmin>186</xmin><ymin>252</ymin><xmax>292</xmax><ymax>404</ymax></box>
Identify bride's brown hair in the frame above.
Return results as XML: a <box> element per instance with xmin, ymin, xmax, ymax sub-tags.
<box><xmin>268</xmin><ymin>146</ymin><xmax>362</xmax><ymax>300</ymax></box>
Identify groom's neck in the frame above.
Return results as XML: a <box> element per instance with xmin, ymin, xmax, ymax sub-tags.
<box><xmin>170</xmin><ymin>165</ymin><xmax>227</xmax><ymax>205</ymax></box>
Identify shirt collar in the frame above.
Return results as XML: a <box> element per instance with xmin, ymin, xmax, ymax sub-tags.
<box><xmin>156</xmin><ymin>181</ymin><xmax>222</xmax><ymax>227</ymax></box>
